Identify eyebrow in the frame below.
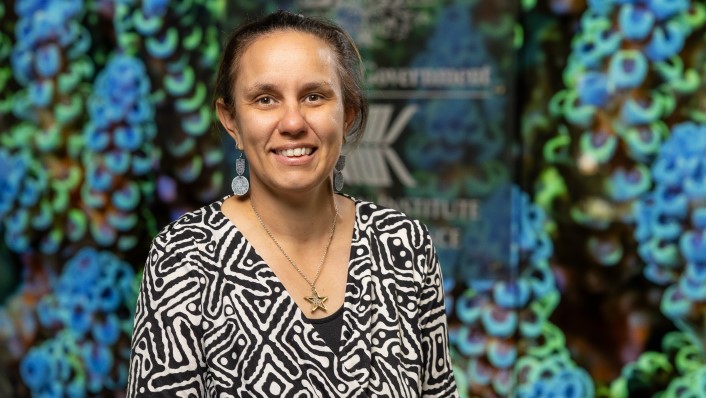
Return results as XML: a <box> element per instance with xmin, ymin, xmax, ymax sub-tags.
<box><xmin>301</xmin><ymin>81</ymin><xmax>335</xmax><ymax>93</ymax></box>
<box><xmin>242</xmin><ymin>81</ymin><xmax>335</xmax><ymax>97</ymax></box>
<box><xmin>242</xmin><ymin>83</ymin><xmax>277</xmax><ymax>97</ymax></box>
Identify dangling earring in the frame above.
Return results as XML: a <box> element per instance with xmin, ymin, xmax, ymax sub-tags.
<box><xmin>333</xmin><ymin>155</ymin><xmax>345</xmax><ymax>192</ymax></box>
<box><xmin>231</xmin><ymin>151</ymin><xmax>249</xmax><ymax>196</ymax></box>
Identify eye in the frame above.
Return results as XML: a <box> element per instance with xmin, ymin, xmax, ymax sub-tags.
<box><xmin>305</xmin><ymin>94</ymin><xmax>322</xmax><ymax>102</ymax></box>
<box><xmin>256</xmin><ymin>96</ymin><xmax>274</xmax><ymax>105</ymax></box>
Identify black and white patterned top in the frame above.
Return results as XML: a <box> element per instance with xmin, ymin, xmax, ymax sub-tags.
<box><xmin>127</xmin><ymin>195</ymin><xmax>459</xmax><ymax>397</ymax></box>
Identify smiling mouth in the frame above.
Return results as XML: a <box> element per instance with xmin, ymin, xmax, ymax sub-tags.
<box><xmin>277</xmin><ymin>147</ymin><xmax>314</xmax><ymax>157</ymax></box>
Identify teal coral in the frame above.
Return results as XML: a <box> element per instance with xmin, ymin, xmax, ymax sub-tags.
<box><xmin>1</xmin><ymin>0</ymin><xmax>230</xmax><ymax>396</ymax></box>
<box><xmin>447</xmin><ymin>187</ymin><xmax>592</xmax><ymax>397</ymax></box>
<box><xmin>114</xmin><ymin>0</ymin><xmax>224</xmax><ymax>205</ymax></box>
<box><xmin>3</xmin><ymin>0</ymin><xmax>92</xmax><ymax>254</ymax></box>
<box><xmin>610</xmin><ymin>332</ymin><xmax>706</xmax><ymax>397</ymax></box>
<box><xmin>551</xmin><ymin>0</ymin><xmax>705</xmax><ymax>207</ymax></box>
<box><xmin>635</xmin><ymin>121</ymin><xmax>706</xmax><ymax>339</ymax></box>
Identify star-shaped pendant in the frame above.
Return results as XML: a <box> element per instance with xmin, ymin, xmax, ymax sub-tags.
<box><xmin>305</xmin><ymin>288</ymin><xmax>328</xmax><ymax>313</ymax></box>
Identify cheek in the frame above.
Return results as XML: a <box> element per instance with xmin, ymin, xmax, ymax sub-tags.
<box><xmin>235</xmin><ymin>113</ymin><xmax>274</xmax><ymax>141</ymax></box>
<box><xmin>327</xmin><ymin>104</ymin><xmax>347</xmax><ymax>133</ymax></box>
<box><xmin>301</xmin><ymin>108</ymin><xmax>344</xmax><ymax>138</ymax></box>
<box><xmin>325</xmin><ymin>113</ymin><xmax>346</xmax><ymax>143</ymax></box>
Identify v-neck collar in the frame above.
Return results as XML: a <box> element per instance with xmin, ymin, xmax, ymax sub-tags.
<box><xmin>213</xmin><ymin>194</ymin><xmax>373</xmax><ymax>394</ymax></box>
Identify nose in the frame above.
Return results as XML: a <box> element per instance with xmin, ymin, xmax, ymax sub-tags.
<box><xmin>278</xmin><ymin>102</ymin><xmax>307</xmax><ymax>135</ymax></box>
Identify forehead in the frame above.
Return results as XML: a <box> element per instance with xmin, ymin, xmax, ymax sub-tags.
<box><xmin>234</xmin><ymin>30</ymin><xmax>340</xmax><ymax>86</ymax></box>
<box><xmin>247</xmin><ymin>29</ymin><xmax>331</xmax><ymax>51</ymax></box>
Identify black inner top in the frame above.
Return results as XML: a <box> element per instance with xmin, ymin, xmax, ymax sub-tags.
<box><xmin>305</xmin><ymin>304</ymin><xmax>345</xmax><ymax>355</ymax></box>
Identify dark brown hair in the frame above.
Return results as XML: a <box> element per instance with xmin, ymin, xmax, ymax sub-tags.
<box><xmin>213</xmin><ymin>10</ymin><xmax>368</xmax><ymax>146</ymax></box>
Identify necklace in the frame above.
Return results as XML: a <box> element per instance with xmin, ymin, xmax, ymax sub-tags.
<box><xmin>250</xmin><ymin>198</ymin><xmax>339</xmax><ymax>313</ymax></box>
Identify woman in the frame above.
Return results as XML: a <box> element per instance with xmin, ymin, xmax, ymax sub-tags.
<box><xmin>127</xmin><ymin>10</ymin><xmax>458</xmax><ymax>397</ymax></box>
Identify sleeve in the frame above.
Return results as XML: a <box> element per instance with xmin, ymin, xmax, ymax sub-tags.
<box><xmin>418</xmin><ymin>223</ymin><xmax>459</xmax><ymax>398</ymax></box>
<box><xmin>126</xmin><ymin>234</ymin><xmax>208</xmax><ymax>397</ymax></box>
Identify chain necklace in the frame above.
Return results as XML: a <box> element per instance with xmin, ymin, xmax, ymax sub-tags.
<box><xmin>250</xmin><ymin>198</ymin><xmax>339</xmax><ymax>313</ymax></box>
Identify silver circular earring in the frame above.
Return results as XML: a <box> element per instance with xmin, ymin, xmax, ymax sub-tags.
<box><xmin>333</xmin><ymin>155</ymin><xmax>345</xmax><ymax>192</ymax></box>
<box><xmin>231</xmin><ymin>151</ymin><xmax>249</xmax><ymax>196</ymax></box>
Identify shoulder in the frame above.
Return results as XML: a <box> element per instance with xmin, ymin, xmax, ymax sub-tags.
<box><xmin>151</xmin><ymin>196</ymin><xmax>230</xmax><ymax>251</ymax></box>
<box><xmin>353</xmin><ymin>197</ymin><xmax>426</xmax><ymax>229</ymax></box>
<box><xmin>352</xmin><ymin>197</ymin><xmax>431</xmax><ymax>246</ymax></box>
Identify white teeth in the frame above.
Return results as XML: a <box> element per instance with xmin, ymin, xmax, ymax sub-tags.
<box><xmin>278</xmin><ymin>147</ymin><xmax>312</xmax><ymax>157</ymax></box>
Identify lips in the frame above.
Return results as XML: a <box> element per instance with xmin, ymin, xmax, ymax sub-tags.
<box><xmin>276</xmin><ymin>147</ymin><xmax>313</xmax><ymax>157</ymax></box>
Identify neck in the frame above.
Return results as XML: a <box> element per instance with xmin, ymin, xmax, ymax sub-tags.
<box><xmin>247</xmin><ymin>183</ymin><xmax>339</xmax><ymax>242</ymax></box>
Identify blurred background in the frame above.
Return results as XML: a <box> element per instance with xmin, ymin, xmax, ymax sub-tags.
<box><xmin>1</xmin><ymin>0</ymin><xmax>705</xmax><ymax>396</ymax></box>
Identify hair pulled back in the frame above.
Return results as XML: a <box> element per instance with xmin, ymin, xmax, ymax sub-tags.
<box><xmin>213</xmin><ymin>10</ymin><xmax>368</xmax><ymax>146</ymax></box>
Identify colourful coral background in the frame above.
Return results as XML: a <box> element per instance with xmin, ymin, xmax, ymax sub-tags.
<box><xmin>1</xmin><ymin>0</ymin><xmax>705</xmax><ymax>397</ymax></box>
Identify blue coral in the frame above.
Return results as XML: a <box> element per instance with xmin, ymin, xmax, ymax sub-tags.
<box><xmin>11</xmin><ymin>0</ymin><xmax>86</xmax><ymax>87</ymax></box>
<box><xmin>450</xmin><ymin>186</ymin><xmax>563</xmax><ymax>395</ymax></box>
<box><xmin>0</xmin><ymin>149</ymin><xmax>29</xmax><ymax>218</ymax></box>
<box><xmin>19</xmin><ymin>345</ymin><xmax>54</xmax><ymax>390</ymax></box>
<box><xmin>112</xmin><ymin>0</ymin><xmax>224</xmax><ymax>205</ymax></box>
<box><xmin>551</xmin><ymin>0</ymin><xmax>704</xmax><ymax>209</ymax></box>
<box><xmin>20</xmin><ymin>331</ymin><xmax>82</xmax><ymax>397</ymax></box>
<box><xmin>81</xmin><ymin>54</ymin><xmax>158</xmax><ymax>249</ymax></box>
<box><xmin>1</xmin><ymin>0</ymin><xmax>232</xmax><ymax>396</ymax></box>
<box><xmin>0</xmin><ymin>138</ymin><xmax>53</xmax><ymax>253</ymax></box>
<box><xmin>39</xmin><ymin>248</ymin><xmax>136</xmax><ymax>334</ymax></box>
<box><xmin>2</xmin><ymin>0</ymin><xmax>94</xmax><ymax>255</ymax></box>
<box><xmin>515</xmin><ymin>354</ymin><xmax>595</xmax><ymax>398</ymax></box>
<box><xmin>22</xmin><ymin>248</ymin><xmax>137</xmax><ymax>395</ymax></box>
<box><xmin>635</xmin><ymin>121</ymin><xmax>706</xmax><ymax>337</ymax></box>
<box><xmin>87</xmin><ymin>56</ymin><xmax>152</xmax><ymax>133</ymax></box>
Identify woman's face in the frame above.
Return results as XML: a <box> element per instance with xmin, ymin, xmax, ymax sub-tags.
<box><xmin>218</xmin><ymin>30</ymin><xmax>351</xmax><ymax>197</ymax></box>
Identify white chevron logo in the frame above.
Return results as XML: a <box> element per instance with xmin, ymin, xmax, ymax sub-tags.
<box><xmin>344</xmin><ymin>104</ymin><xmax>418</xmax><ymax>187</ymax></box>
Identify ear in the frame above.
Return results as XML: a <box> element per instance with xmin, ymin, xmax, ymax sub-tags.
<box><xmin>216</xmin><ymin>99</ymin><xmax>243</xmax><ymax>149</ymax></box>
<box><xmin>343</xmin><ymin>107</ymin><xmax>356</xmax><ymax>135</ymax></box>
